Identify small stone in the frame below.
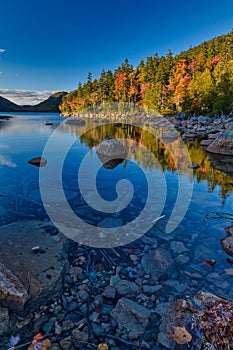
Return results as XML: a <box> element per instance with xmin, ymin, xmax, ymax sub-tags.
<box><xmin>72</xmin><ymin>328</ymin><xmax>89</xmax><ymax>342</ymax></box>
<box><xmin>54</xmin><ymin>323</ymin><xmax>63</xmax><ymax>335</ymax></box>
<box><xmin>62</xmin><ymin>320</ymin><xmax>74</xmax><ymax>331</ymax></box>
<box><xmin>78</xmin><ymin>289</ymin><xmax>89</xmax><ymax>302</ymax></box>
<box><xmin>115</xmin><ymin>279</ymin><xmax>141</xmax><ymax>297</ymax></box>
<box><xmin>143</xmin><ymin>285</ymin><xmax>162</xmax><ymax>294</ymax></box>
<box><xmin>42</xmin><ymin>320</ymin><xmax>54</xmax><ymax>333</ymax></box>
<box><xmin>101</xmin><ymin>304</ymin><xmax>114</xmax><ymax>314</ymax></box>
<box><xmin>175</xmin><ymin>254</ymin><xmax>190</xmax><ymax>264</ymax></box>
<box><xmin>60</xmin><ymin>339</ymin><xmax>72</xmax><ymax>350</ymax></box>
<box><xmin>91</xmin><ymin>322</ymin><xmax>105</xmax><ymax>336</ymax></box>
<box><xmin>188</xmin><ymin>163</ymin><xmax>200</xmax><ymax>169</ymax></box>
<box><xmin>191</xmin><ymin>273</ymin><xmax>202</xmax><ymax>279</ymax></box>
<box><xmin>50</xmin><ymin>344</ymin><xmax>62</xmax><ymax>350</ymax></box>
<box><xmin>102</xmin><ymin>285</ymin><xmax>116</xmax><ymax>299</ymax></box>
<box><xmin>170</xmin><ymin>241</ymin><xmax>189</xmax><ymax>255</ymax></box>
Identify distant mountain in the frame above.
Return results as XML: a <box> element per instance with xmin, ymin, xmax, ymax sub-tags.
<box><xmin>0</xmin><ymin>95</ymin><xmax>20</xmax><ymax>112</ymax></box>
<box><xmin>0</xmin><ymin>91</ymin><xmax>67</xmax><ymax>112</ymax></box>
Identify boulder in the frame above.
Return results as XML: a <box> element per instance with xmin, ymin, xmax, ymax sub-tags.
<box><xmin>221</xmin><ymin>223</ymin><xmax>233</xmax><ymax>256</ymax></box>
<box><xmin>96</xmin><ymin>138</ymin><xmax>128</xmax><ymax>169</ymax></box>
<box><xmin>110</xmin><ymin>297</ymin><xmax>151</xmax><ymax>334</ymax></box>
<box><xmin>221</xmin><ymin>235</ymin><xmax>233</xmax><ymax>256</ymax></box>
<box><xmin>207</xmin><ymin>132</ymin><xmax>233</xmax><ymax>155</ymax></box>
<box><xmin>96</xmin><ymin>138</ymin><xmax>127</xmax><ymax>160</ymax></box>
<box><xmin>28</xmin><ymin>157</ymin><xmax>47</xmax><ymax>167</ymax></box>
<box><xmin>0</xmin><ymin>221</ymin><xmax>69</xmax><ymax>314</ymax></box>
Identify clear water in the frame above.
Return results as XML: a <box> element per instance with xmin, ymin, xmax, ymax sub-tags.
<box><xmin>1</xmin><ymin>112</ymin><xmax>233</xmax><ymax>301</ymax></box>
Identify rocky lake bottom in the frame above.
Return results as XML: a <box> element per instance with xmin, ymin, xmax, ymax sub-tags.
<box><xmin>0</xmin><ymin>112</ymin><xmax>233</xmax><ymax>350</ymax></box>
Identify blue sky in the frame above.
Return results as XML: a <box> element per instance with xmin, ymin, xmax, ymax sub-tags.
<box><xmin>0</xmin><ymin>0</ymin><xmax>232</xmax><ymax>104</ymax></box>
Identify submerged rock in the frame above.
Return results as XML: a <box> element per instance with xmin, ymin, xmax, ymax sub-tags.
<box><xmin>110</xmin><ymin>297</ymin><xmax>151</xmax><ymax>334</ymax></box>
<box><xmin>114</xmin><ymin>279</ymin><xmax>141</xmax><ymax>298</ymax></box>
<box><xmin>0</xmin><ymin>262</ymin><xmax>29</xmax><ymax>312</ymax></box>
<box><xmin>142</xmin><ymin>248</ymin><xmax>175</xmax><ymax>280</ymax></box>
<box><xmin>221</xmin><ymin>223</ymin><xmax>233</xmax><ymax>256</ymax></box>
<box><xmin>28</xmin><ymin>157</ymin><xmax>47</xmax><ymax>167</ymax></box>
<box><xmin>65</xmin><ymin>118</ymin><xmax>85</xmax><ymax>126</ymax></box>
<box><xmin>0</xmin><ymin>221</ymin><xmax>69</xmax><ymax>314</ymax></box>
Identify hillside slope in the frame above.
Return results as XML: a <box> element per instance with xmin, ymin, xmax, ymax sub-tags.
<box><xmin>60</xmin><ymin>30</ymin><xmax>233</xmax><ymax>116</ymax></box>
<box><xmin>0</xmin><ymin>92</ymin><xmax>67</xmax><ymax>112</ymax></box>
<box><xmin>0</xmin><ymin>95</ymin><xmax>20</xmax><ymax>112</ymax></box>
<box><xmin>22</xmin><ymin>92</ymin><xmax>67</xmax><ymax>112</ymax></box>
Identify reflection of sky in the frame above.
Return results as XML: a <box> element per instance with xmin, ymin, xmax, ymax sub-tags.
<box><xmin>0</xmin><ymin>154</ymin><xmax>16</xmax><ymax>168</ymax></box>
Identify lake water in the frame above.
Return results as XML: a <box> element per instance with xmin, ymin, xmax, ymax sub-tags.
<box><xmin>1</xmin><ymin>112</ymin><xmax>233</xmax><ymax>343</ymax></box>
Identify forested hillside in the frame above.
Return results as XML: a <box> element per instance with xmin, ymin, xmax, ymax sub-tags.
<box><xmin>60</xmin><ymin>30</ymin><xmax>233</xmax><ymax>116</ymax></box>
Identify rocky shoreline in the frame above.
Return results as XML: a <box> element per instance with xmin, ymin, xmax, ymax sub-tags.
<box><xmin>63</xmin><ymin>112</ymin><xmax>233</xmax><ymax>156</ymax></box>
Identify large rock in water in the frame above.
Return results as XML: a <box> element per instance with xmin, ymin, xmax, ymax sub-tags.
<box><xmin>96</xmin><ymin>138</ymin><xmax>128</xmax><ymax>169</ymax></box>
<box><xmin>0</xmin><ymin>221</ymin><xmax>69</xmax><ymax>315</ymax></box>
<box><xmin>110</xmin><ymin>297</ymin><xmax>151</xmax><ymax>334</ymax></box>
<box><xmin>207</xmin><ymin>132</ymin><xmax>233</xmax><ymax>155</ymax></box>
<box><xmin>221</xmin><ymin>223</ymin><xmax>233</xmax><ymax>257</ymax></box>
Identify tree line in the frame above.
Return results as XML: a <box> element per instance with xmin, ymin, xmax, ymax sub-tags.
<box><xmin>60</xmin><ymin>30</ymin><xmax>233</xmax><ymax>116</ymax></box>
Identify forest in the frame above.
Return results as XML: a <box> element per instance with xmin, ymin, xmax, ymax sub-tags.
<box><xmin>60</xmin><ymin>30</ymin><xmax>233</xmax><ymax>116</ymax></box>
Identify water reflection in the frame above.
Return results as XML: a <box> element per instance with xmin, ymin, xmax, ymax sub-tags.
<box><xmin>0</xmin><ymin>113</ymin><xmax>233</xmax><ymax>229</ymax></box>
<box><xmin>75</xmin><ymin>123</ymin><xmax>233</xmax><ymax>198</ymax></box>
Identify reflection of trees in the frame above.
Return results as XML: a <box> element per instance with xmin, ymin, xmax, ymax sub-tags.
<box><xmin>77</xmin><ymin>123</ymin><xmax>233</xmax><ymax>198</ymax></box>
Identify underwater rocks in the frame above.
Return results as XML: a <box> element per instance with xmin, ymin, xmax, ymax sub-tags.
<box><xmin>0</xmin><ymin>220</ymin><xmax>69</xmax><ymax>314</ymax></box>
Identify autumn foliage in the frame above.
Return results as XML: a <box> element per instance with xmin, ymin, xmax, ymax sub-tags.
<box><xmin>60</xmin><ymin>30</ymin><xmax>233</xmax><ymax>116</ymax></box>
